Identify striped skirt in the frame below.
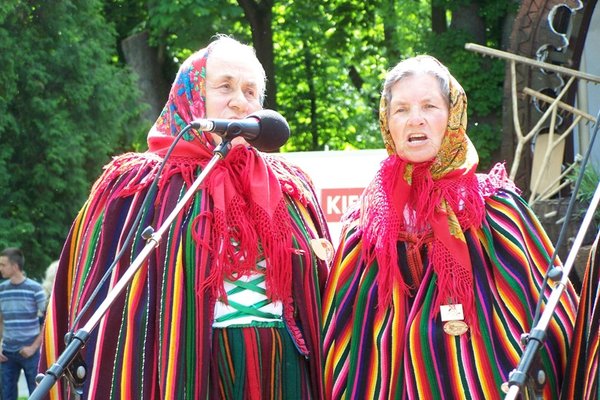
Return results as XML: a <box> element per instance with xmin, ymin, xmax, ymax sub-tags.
<box><xmin>210</xmin><ymin>325</ymin><xmax>313</xmax><ymax>399</ymax></box>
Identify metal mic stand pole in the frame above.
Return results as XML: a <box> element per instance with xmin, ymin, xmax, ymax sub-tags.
<box><xmin>30</xmin><ymin>141</ymin><xmax>232</xmax><ymax>400</ymax></box>
<box><xmin>505</xmin><ymin>179</ymin><xmax>600</xmax><ymax>400</ymax></box>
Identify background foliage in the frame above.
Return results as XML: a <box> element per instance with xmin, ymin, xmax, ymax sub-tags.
<box><xmin>0</xmin><ymin>1</ymin><xmax>146</xmax><ymax>276</ymax></box>
<box><xmin>0</xmin><ymin>0</ymin><xmax>514</xmax><ymax>278</ymax></box>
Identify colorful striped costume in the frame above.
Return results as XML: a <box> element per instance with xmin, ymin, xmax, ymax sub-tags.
<box><xmin>562</xmin><ymin>229</ymin><xmax>599</xmax><ymax>399</ymax></box>
<box><xmin>40</xmin><ymin>45</ymin><xmax>329</xmax><ymax>399</ymax></box>
<box><xmin>322</xmin><ymin>56</ymin><xmax>578</xmax><ymax>399</ymax></box>
<box><xmin>322</xmin><ymin>183</ymin><xmax>578</xmax><ymax>399</ymax></box>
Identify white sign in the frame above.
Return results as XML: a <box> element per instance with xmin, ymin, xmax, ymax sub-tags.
<box><xmin>280</xmin><ymin>149</ymin><xmax>387</xmax><ymax>247</ymax></box>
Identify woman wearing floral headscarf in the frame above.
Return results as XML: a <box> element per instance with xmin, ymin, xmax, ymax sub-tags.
<box><xmin>39</xmin><ymin>36</ymin><xmax>330</xmax><ymax>399</ymax></box>
<box><xmin>322</xmin><ymin>55</ymin><xmax>578</xmax><ymax>399</ymax></box>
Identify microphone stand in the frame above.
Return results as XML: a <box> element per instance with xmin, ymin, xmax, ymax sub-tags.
<box><xmin>504</xmin><ymin>179</ymin><xmax>600</xmax><ymax>399</ymax></box>
<box><xmin>30</xmin><ymin>140</ymin><xmax>232</xmax><ymax>400</ymax></box>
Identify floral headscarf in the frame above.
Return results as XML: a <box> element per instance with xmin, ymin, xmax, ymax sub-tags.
<box><xmin>361</xmin><ymin>56</ymin><xmax>484</xmax><ymax>324</ymax></box>
<box><xmin>148</xmin><ymin>48</ymin><xmax>211</xmax><ymax>156</ymax></box>
<box><xmin>146</xmin><ymin>46</ymin><xmax>294</xmax><ymax>302</ymax></box>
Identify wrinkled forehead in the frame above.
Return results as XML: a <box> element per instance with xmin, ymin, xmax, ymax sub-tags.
<box><xmin>207</xmin><ymin>50</ymin><xmax>263</xmax><ymax>80</ymax></box>
<box><xmin>383</xmin><ymin>57</ymin><xmax>451</xmax><ymax>107</ymax></box>
<box><xmin>387</xmin><ymin>72</ymin><xmax>449</xmax><ymax>106</ymax></box>
<box><xmin>206</xmin><ymin>42</ymin><xmax>266</xmax><ymax>92</ymax></box>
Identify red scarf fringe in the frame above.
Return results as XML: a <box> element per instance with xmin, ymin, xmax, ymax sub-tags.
<box><xmin>361</xmin><ymin>156</ymin><xmax>484</xmax><ymax>323</ymax></box>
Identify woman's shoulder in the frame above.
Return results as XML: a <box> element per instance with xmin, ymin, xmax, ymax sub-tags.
<box><xmin>264</xmin><ymin>153</ymin><xmax>313</xmax><ymax>182</ymax></box>
<box><xmin>475</xmin><ymin>163</ymin><xmax>546</xmax><ymax>225</ymax></box>
<box><xmin>263</xmin><ymin>153</ymin><xmax>319</xmax><ymax>202</ymax></box>
<box><xmin>105</xmin><ymin>151</ymin><xmax>162</xmax><ymax>171</ymax></box>
<box><xmin>477</xmin><ymin>162</ymin><xmax>521</xmax><ymax>199</ymax></box>
<box><xmin>90</xmin><ymin>151</ymin><xmax>162</xmax><ymax>197</ymax></box>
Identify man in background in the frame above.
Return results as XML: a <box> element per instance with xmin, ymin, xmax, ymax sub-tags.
<box><xmin>0</xmin><ymin>247</ymin><xmax>47</xmax><ymax>400</ymax></box>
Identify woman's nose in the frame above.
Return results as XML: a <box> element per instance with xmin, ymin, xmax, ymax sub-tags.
<box><xmin>407</xmin><ymin>109</ymin><xmax>425</xmax><ymax>125</ymax></box>
<box><xmin>228</xmin><ymin>88</ymin><xmax>249</xmax><ymax>114</ymax></box>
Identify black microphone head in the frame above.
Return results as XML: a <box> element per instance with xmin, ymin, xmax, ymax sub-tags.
<box><xmin>246</xmin><ymin>109</ymin><xmax>290</xmax><ymax>152</ymax></box>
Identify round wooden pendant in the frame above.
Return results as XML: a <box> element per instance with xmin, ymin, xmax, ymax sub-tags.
<box><xmin>443</xmin><ymin>320</ymin><xmax>469</xmax><ymax>336</ymax></box>
<box><xmin>310</xmin><ymin>238</ymin><xmax>334</xmax><ymax>262</ymax></box>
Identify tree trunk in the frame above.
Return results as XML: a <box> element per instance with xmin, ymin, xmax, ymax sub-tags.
<box><xmin>382</xmin><ymin>0</ymin><xmax>401</xmax><ymax>62</ymax></box>
<box><xmin>237</xmin><ymin>0</ymin><xmax>277</xmax><ymax>110</ymax></box>
<box><xmin>449</xmin><ymin>3</ymin><xmax>485</xmax><ymax>43</ymax></box>
<box><xmin>431</xmin><ymin>4</ymin><xmax>446</xmax><ymax>34</ymax></box>
<box><xmin>121</xmin><ymin>31</ymin><xmax>170</xmax><ymax>123</ymax></box>
<box><xmin>302</xmin><ymin>44</ymin><xmax>319</xmax><ymax>150</ymax></box>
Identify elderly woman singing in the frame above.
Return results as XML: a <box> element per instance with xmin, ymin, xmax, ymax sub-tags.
<box><xmin>322</xmin><ymin>55</ymin><xmax>578</xmax><ymax>400</ymax></box>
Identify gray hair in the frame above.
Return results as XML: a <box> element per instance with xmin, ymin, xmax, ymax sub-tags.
<box><xmin>207</xmin><ymin>34</ymin><xmax>267</xmax><ymax>105</ymax></box>
<box><xmin>43</xmin><ymin>260</ymin><xmax>59</xmax><ymax>296</ymax></box>
<box><xmin>382</xmin><ymin>55</ymin><xmax>450</xmax><ymax>117</ymax></box>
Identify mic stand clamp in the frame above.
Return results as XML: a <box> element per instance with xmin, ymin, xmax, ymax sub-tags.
<box><xmin>63</xmin><ymin>332</ymin><xmax>87</xmax><ymax>397</ymax></box>
<box><xmin>503</xmin><ymin>331</ymin><xmax>547</xmax><ymax>399</ymax></box>
<box><xmin>30</xmin><ymin>141</ymin><xmax>232</xmax><ymax>399</ymax></box>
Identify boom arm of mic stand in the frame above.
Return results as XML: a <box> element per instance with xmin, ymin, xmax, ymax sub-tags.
<box><xmin>30</xmin><ymin>143</ymin><xmax>231</xmax><ymax>400</ymax></box>
<box><xmin>505</xmin><ymin>180</ymin><xmax>600</xmax><ymax>400</ymax></box>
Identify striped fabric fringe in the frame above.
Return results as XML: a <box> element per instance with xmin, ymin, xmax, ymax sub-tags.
<box><xmin>41</xmin><ymin>152</ymin><xmax>329</xmax><ymax>399</ymax></box>
<box><xmin>561</xmin><ymin>229</ymin><xmax>599</xmax><ymax>400</ymax></box>
<box><xmin>322</xmin><ymin>189</ymin><xmax>578</xmax><ymax>399</ymax></box>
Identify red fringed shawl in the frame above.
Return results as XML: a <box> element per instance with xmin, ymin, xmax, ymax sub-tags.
<box><xmin>361</xmin><ymin>59</ymin><xmax>483</xmax><ymax>323</ymax></box>
<box><xmin>361</xmin><ymin>157</ymin><xmax>484</xmax><ymax>321</ymax></box>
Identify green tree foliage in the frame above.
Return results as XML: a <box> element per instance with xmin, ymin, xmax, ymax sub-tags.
<box><xmin>263</xmin><ymin>0</ymin><xmax>430</xmax><ymax>152</ymax></box>
<box><xmin>0</xmin><ymin>1</ymin><xmax>146</xmax><ymax>278</ymax></box>
<box><xmin>274</xmin><ymin>0</ymin><xmax>386</xmax><ymax>151</ymax></box>
<box><xmin>421</xmin><ymin>0</ymin><xmax>519</xmax><ymax>169</ymax></box>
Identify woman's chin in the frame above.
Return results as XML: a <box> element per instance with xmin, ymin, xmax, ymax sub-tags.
<box><xmin>397</xmin><ymin>151</ymin><xmax>437</xmax><ymax>164</ymax></box>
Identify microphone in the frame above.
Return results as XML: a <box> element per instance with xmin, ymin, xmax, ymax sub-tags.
<box><xmin>191</xmin><ymin>109</ymin><xmax>290</xmax><ymax>152</ymax></box>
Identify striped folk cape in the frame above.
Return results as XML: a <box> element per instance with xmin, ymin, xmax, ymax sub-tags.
<box><xmin>322</xmin><ymin>189</ymin><xmax>578</xmax><ymax>400</ymax></box>
<box><xmin>40</xmin><ymin>151</ymin><xmax>330</xmax><ymax>399</ymax></box>
<box><xmin>561</xmin><ymin>229</ymin><xmax>599</xmax><ymax>400</ymax></box>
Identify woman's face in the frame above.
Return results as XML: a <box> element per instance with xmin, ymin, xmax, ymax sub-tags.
<box><xmin>204</xmin><ymin>49</ymin><xmax>264</xmax><ymax>146</ymax></box>
<box><xmin>387</xmin><ymin>73</ymin><xmax>449</xmax><ymax>163</ymax></box>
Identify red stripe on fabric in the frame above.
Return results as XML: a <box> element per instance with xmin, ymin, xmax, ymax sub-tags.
<box><xmin>244</xmin><ymin>329</ymin><xmax>262</xmax><ymax>399</ymax></box>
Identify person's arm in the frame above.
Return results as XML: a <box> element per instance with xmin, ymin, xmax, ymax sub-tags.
<box><xmin>20</xmin><ymin>330</ymin><xmax>43</xmax><ymax>358</ymax></box>
<box><xmin>19</xmin><ymin>285</ymin><xmax>47</xmax><ymax>358</ymax></box>
<box><xmin>0</xmin><ymin>312</ymin><xmax>7</xmax><ymax>362</ymax></box>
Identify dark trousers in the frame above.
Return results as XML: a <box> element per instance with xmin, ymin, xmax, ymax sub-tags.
<box><xmin>1</xmin><ymin>349</ymin><xmax>40</xmax><ymax>400</ymax></box>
